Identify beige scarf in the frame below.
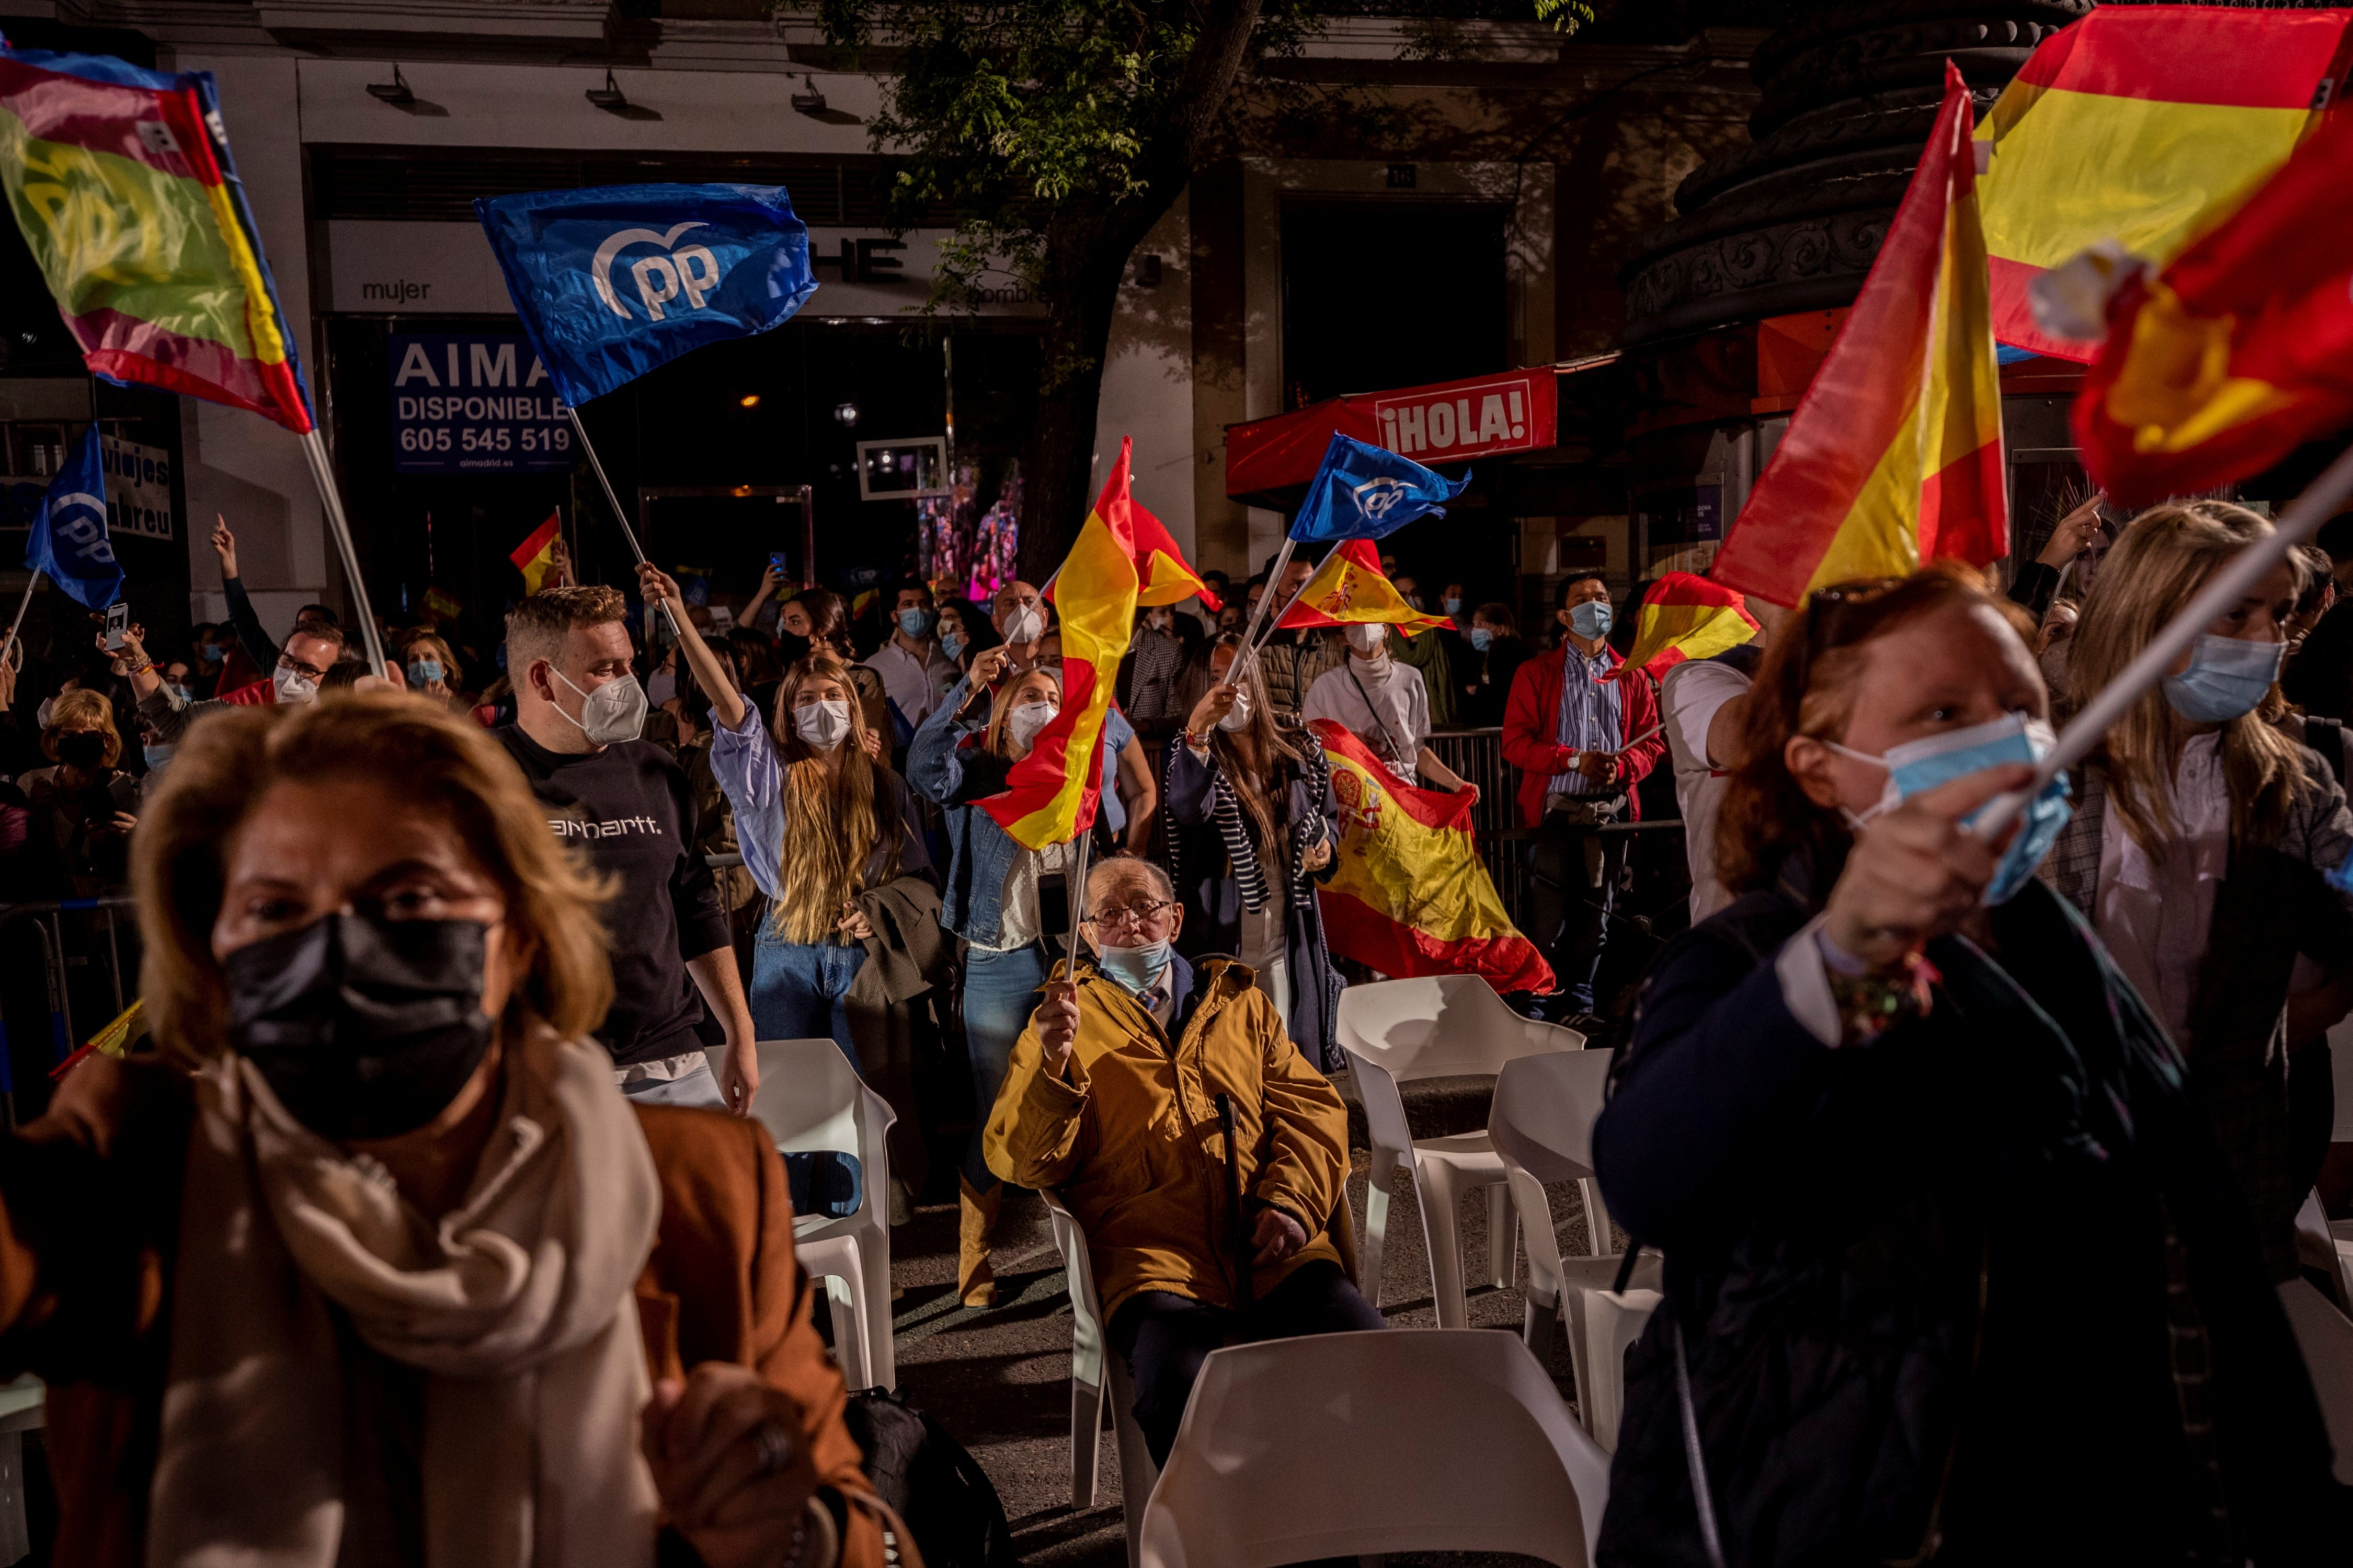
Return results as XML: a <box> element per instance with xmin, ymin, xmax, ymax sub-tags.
<box><xmin>149</xmin><ymin>1029</ymin><xmax>664</xmax><ymax>1568</ymax></box>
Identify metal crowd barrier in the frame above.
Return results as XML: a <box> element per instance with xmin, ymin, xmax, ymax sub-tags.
<box><xmin>0</xmin><ymin>897</ymin><xmax>139</xmax><ymax>1128</ymax></box>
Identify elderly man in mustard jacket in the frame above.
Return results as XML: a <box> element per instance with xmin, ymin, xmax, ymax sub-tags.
<box><xmin>986</xmin><ymin>856</ymin><xmax>1383</xmax><ymax>1463</ymax></box>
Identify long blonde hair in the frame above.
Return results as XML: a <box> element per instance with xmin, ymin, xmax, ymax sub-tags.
<box><xmin>2069</xmin><ymin>500</ymin><xmax>2308</xmax><ymax>852</ymax></box>
<box><xmin>133</xmin><ymin>692</ymin><xmax>614</xmax><ymax>1067</ymax></box>
<box><xmin>1206</xmin><ymin>634</ymin><xmax>1300</xmax><ymax>855</ymax></box>
<box><xmin>984</xmin><ymin>666</ymin><xmax>1061</xmax><ymax>760</ymax></box>
<box><xmin>769</xmin><ymin>652</ymin><xmax>904</xmax><ymax>943</ymax></box>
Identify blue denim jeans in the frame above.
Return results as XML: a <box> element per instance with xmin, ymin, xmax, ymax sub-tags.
<box><xmin>751</xmin><ymin>929</ymin><xmax>864</xmax><ymax>1063</ymax></box>
<box><xmin>960</xmin><ymin>940</ymin><xmax>1052</xmax><ymax>1192</ymax></box>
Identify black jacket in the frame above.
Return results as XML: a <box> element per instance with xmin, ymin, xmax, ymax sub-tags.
<box><xmin>1592</xmin><ymin>853</ymin><xmax>2339</xmax><ymax>1566</ymax></box>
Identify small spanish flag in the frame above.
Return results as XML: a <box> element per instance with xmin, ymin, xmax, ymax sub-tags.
<box><xmin>1712</xmin><ymin>63</ymin><xmax>2006</xmax><ymax>608</ymax></box>
<box><xmin>1312</xmin><ymin>720</ymin><xmax>1552</xmax><ymax>995</ymax></box>
<box><xmin>1975</xmin><ymin>5</ymin><xmax>2353</xmax><ymax>363</ymax></box>
<box><xmin>1276</xmin><ymin>539</ymin><xmax>1449</xmax><ymax>636</ymax></box>
<box><xmin>510</xmin><ymin>511</ymin><xmax>562</xmax><ymax>594</ymax></box>
<box><xmin>988</xmin><ymin>438</ymin><xmax>1188</xmax><ymax>849</ymax></box>
<box><xmin>1614</xmin><ymin>572</ymin><xmax>1758</xmax><ymax>683</ymax></box>
<box><xmin>2073</xmin><ymin>98</ymin><xmax>2353</xmax><ymax>506</ymax></box>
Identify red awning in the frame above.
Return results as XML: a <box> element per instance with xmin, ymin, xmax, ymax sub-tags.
<box><xmin>1225</xmin><ymin>367</ymin><xmax>1561</xmax><ymax>506</ymax></box>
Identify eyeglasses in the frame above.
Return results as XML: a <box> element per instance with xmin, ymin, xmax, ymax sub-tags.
<box><xmin>1083</xmin><ymin>899</ymin><xmax>1177</xmax><ymax>932</ymax></box>
<box><xmin>277</xmin><ymin>652</ymin><xmax>330</xmax><ymax>682</ymax></box>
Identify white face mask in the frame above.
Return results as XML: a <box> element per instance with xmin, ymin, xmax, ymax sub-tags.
<box><xmin>1008</xmin><ymin>699</ymin><xmax>1058</xmax><ymax>751</ymax></box>
<box><xmin>793</xmin><ymin>697</ymin><xmax>853</xmax><ymax>750</ymax></box>
<box><xmin>273</xmin><ymin>666</ymin><xmax>319</xmax><ymax>707</ymax></box>
<box><xmin>1218</xmin><ymin>687</ymin><xmax>1253</xmax><ymax>732</ymax></box>
<box><xmin>550</xmin><ymin>666</ymin><xmax>647</xmax><ymax>745</ymax></box>
<box><xmin>1345</xmin><ymin>622</ymin><xmax>1389</xmax><ymax>656</ymax></box>
<box><xmin>1003</xmin><ymin>605</ymin><xmax>1045</xmax><ymax>645</ymax></box>
<box><xmin>644</xmin><ymin>667</ymin><xmax>678</xmax><ymax>707</ymax></box>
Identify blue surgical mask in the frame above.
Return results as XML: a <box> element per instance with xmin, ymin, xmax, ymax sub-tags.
<box><xmin>1832</xmin><ymin>712</ymin><xmax>2073</xmax><ymax>905</ymax></box>
<box><xmin>2164</xmin><ymin>633</ymin><xmax>2285</xmax><ymax>724</ymax></box>
<box><xmin>143</xmin><ymin>741</ymin><xmax>175</xmax><ymax>770</ymax></box>
<box><xmin>1442</xmin><ymin>596</ymin><xmax>1463</xmax><ymax>617</ymax></box>
<box><xmin>941</xmin><ymin>631</ymin><xmax>965</xmax><ymax>663</ymax></box>
<box><xmin>198</xmin><ymin>644</ymin><xmax>223</xmax><ymax>663</ymax></box>
<box><xmin>1569</xmin><ymin>600</ymin><xmax>1613</xmax><ymax>640</ymax></box>
<box><xmin>898</xmin><ymin>607</ymin><xmax>936</xmax><ymax>639</ymax></box>
<box><xmin>1469</xmin><ymin>627</ymin><xmax>1494</xmax><ymax>653</ymax></box>
<box><xmin>167</xmin><ymin>683</ymin><xmax>193</xmax><ymax>705</ymax></box>
<box><xmin>408</xmin><ymin>657</ymin><xmax>444</xmax><ymax>686</ymax></box>
<box><xmin>1094</xmin><ymin>939</ymin><xmax>1172</xmax><ymax>998</ymax></box>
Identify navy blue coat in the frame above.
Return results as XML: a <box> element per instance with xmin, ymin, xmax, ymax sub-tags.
<box><xmin>1592</xmin><ymin>852</ymin><xmax>2339</xmax><ymax>1566</ymax></box>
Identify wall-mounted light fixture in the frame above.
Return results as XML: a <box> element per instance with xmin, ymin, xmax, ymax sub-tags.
<box><xmin>738</xmin><ymin>394</ymin><xmax>761</xmax><ymax>409</ymax></box>
<box><xmin>833</xmin><ymin>400</ymin><xmax>860</xmax><ymax>428</ymax></box>
<box><xmin>791</xmin><ymin>74</ymin><xmax>828</xmax><ymax>118</ymax></box>
<box><xmin>367</xmin><ymin>65</ymin><xmax>415</xmax><ymax>107</ymax></box>
<box><xmin>587</xmin><ymin>70</ymin><xmax>630</xmax><ymax>114</ymax></box>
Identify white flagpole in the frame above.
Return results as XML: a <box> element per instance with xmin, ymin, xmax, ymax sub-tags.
<box><xmin>0</xmin><ymin>569</ymin><xmax>40</xmax><ymax>669</ymax></box>
<box><xmin>1976</xmin><ymin>439</ymin><xmax>2353</xmax><ymax>840</ymax></box>
<box><xmin>296</xmin><ymin>428</ymin><xmax>387</xmax><ymax>677</ymax></box>
<box><xmin>566</xmin><ymin>405</ymin><xmax>679</xmax><ymax>638</ymax></box>
<box><xmin>1220</xmin><ymin>536</ymin><xmax>1296</xmax><ymax>690</ymax></box>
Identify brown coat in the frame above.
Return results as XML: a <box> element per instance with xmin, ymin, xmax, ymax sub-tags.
<box><xmin>0</xmin><ymin>1055</ymin><xmax>901</xmax><ymax>1568</ymax></box>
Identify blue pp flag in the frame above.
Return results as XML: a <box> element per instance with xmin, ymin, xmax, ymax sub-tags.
<box><xmin>1289</xmin><ymin>433</ymin><xmax>1470</xmax><ymax>544</ymax></box>
<box><xmin>475</xmin><ymin>184</ymin><xmax>818</xmax><ymax>407</ymax></box>
<box><xmin>26</xmin><ymin>428</ymin><xmax>120</xmax><ymax>612</ymax></box>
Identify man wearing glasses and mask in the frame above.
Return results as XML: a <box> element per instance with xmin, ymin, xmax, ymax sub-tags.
<box><xmin>498</xmin><ymin>586</ymin><xmax>758</xmax><ymax>1115</ymax></box>
<box><xmin>984</xmin><ymin>856</ymin><xmax>1381</xmax><ymax>1467</ymax></box>
<box><xmin>123</xmin><ymin>621</ymin><xmax>346</xmax><ymax>745</ymax></box>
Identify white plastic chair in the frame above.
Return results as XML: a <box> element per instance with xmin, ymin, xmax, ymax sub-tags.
<box><xmin>1137</xmin><ymin>1329</ymin><xmax>1611</xmax><ymax>1567</ymax></box>
<box><xmin>1489</xmin><ymin>1050</ymin><xmax>1662</xmax><ymax>1438</ymax></box>
<box><xmin>0</xmin><ymin>1377</ymin><xmax>40</xmax><ymax>1566</ymax></box>
<box><xmin>1581</xmin><ymin>1288</ymin><xmax>1662</xmax><ymax>1453</ymax></box>
<box><xmin>1042</xmin><ymin>1191</ymin><xmax>1158</xmax><ymax>1564</ymax></box>
<box><xmin>1336</xmin><ymin>975</ymin><xmax>1582</xmax><ymax>1326</ymax></box>
<box><xmin>748</xmin><ymin>1039</ymin><xmax>899</xmax><ymax>1393</ymax></box>
<box><xmin>2278</xmin><ymin>1278</ymin><xmax>2353</xmax><ymax>1485</ymax></box>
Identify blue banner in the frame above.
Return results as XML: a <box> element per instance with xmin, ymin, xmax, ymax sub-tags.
<box><xmin>25</xmin><ymin>427</ymin><xmax>120</xmax><ymax>610</ymax></box>
<box><xmin>1289</xmin><ymin>433</ymin><xmax>1470</xmax><ymax>544</ymax></box>
<box><xmin>475</xmin><ymin>184</ymin><xmax>818</xmax><ymax>407</ymax></box>
<box><xmin>389</xmin><ymin>333</ymin><xmax>574</xmax><ymax>473</ymax></box>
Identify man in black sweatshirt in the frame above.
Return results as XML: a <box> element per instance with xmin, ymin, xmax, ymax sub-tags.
<box><xmin>497</xmin><ymin>585</ymin><xmax>758</xmax><ymax>1112</ymax></box>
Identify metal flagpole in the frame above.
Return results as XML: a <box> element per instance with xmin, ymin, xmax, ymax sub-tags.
<box><xmin>1219</xmin><ymin>536</ymin><xmax>1297</xmax><ymax>690</ymax></box>
<box><xmin>1976</xmin><ymin>438</ymin><xmax>2353</xmax><ymax>841</ymax></box>
<box><xmin>1</xmin><ymin>570</ymin><xmax>41</xmax><ymax>669</ymax></box>
<box><xmin>566</xmin><ymin>405</ymin><xmax>679</xmax><ymax>637</ymax></box>
<box><xmin>296</xmin><ymin>428</ymin><xmax>387</xmax><ymax>677</ymax></box>
<box><xmin>1061</xmin><ymin>827</ymin><xmax>1094</xmax><ymax>978</ymax></box>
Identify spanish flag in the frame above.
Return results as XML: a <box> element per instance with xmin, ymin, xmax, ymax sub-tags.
<box><xmin>1712</xmin><ymin>63</ymin><xmax>2005</xmax><ymax>609</ymax></box>
<box><xmin>1977</xmin><ymin>5</ymin><xmax>2353</xmax><ymax>363</ymax></box>
<box><xmin>2074</xmin><ymin>100</ymin><xmax>2353</xmax><ymax>507</ymax></box>
<box><xmin>1614</xmin><ymin>572</ymin><xmax>1757</xmax><ymax>682</ymax></box>
<box><xmin>988</xmin><ymin>438</ymin><xmax>1194</xmax><ymax>848</ymax></box>
<box><xmin>510</xmin><ymin>511</ymin><xmax>561</xmax><ymax>594</ymax></box>
<box><xmin>1312</xmin><ymin>720</ymin><xmax>1553</xmax><ymax>995</ymax></box>
<box><xmin>1275</xmin><ymin>539</ymin><xmax>1449</xmax><ymax>636</ymax></box>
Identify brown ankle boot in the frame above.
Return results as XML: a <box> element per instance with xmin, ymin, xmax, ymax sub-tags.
<box><xmin>958</xmin><ymin>1176</ymin><xmax>1001</xmax><ymax>1308</ymax></box>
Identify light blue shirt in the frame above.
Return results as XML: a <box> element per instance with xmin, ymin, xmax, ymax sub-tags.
<box><xmin>1547</xmin><ymin>644</ymin><xmax>1623</xmax><ymax>798</ymax></box>
<box><xmin>706</xmin><ymin>705</ymin><xmax>930</xmax><ymax>901</ymax></box>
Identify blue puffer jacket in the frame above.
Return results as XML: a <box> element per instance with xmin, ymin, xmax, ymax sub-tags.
<box><xmin>1592</xmin><ymin>849</ymin><xmax>2338</xmax><ymax>1567</ymax></box>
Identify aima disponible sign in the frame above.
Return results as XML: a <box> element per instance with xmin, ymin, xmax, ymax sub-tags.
<box><xmin>390</xmin><ymin>333</ymin><xmax>573</xmax><ymax>474</ymax></box>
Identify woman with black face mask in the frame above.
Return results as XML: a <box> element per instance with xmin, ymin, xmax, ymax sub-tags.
<box><xmin>17</xmin><ymin>686</ymin><xmax>139</xmax><ymax>889</ymax></box>
<box><xmin>4</xmin><ymin>693</ymin><xmax>909</xmax><ymax>1568</ymax></box>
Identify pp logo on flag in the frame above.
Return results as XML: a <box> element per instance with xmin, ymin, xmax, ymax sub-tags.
<box><xmin>591</xmin><ymin>222</ymin><xmax>727</xmax><ymax>322</ymax></box>
<box><xmin>1352</xmin><ymin>476</ymin><xmax>1409</xmax><ymax>522</ymax></box>
<box><xmin>48</xmin><ymin>493</ymin><xmax>115</xmax><ymax>569</ymax></box>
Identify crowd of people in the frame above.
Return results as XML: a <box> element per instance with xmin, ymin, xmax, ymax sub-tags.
<box><xmin>0</xmin><ymin>490</ymin><xmax>2350</xmax><ymax>1562</ymax></box>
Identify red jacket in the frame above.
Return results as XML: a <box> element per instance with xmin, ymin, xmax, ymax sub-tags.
<box><xmin>1499</xmin><ymin>642</ymin><xmax>1665</xmax><ymax>828</ymax></box>
<box><xmin>218</xmin><ymin>677</ymin><xmax>276</xmax><ymax>706</ymax></box>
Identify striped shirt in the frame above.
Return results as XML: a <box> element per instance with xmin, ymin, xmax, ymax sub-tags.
<box><xmin>1547</xmin><ymin>644</ymin><xmax>1623</xmax><ymax>798</ymax></box>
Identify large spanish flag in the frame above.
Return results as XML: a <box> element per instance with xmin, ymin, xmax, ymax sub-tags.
<box><xmin>1276</xmin><ymin>539</ymin><xmax>1449</xmax><ymax>636</ymax></box>
<box><xmin>2074</xmin><ymin>100</ymin><xmax>2353</xmax><ymax>507</ymax></box>
<box><xmin>1613</xmin><ymin>571</ymin><xmax>1757</xmax><ymax>683</ymax></box>
<box><xmin>1312</xmin><ymin>720</ymin><xmax>1553</xmax><ymax>995</ymax></box>
<box><xmin>1977</xmin><ymin>6</ymin><xmax>2353</xmax><ymax>363</ymax></box>
<box><xmin>0</xmin><ymin>48</ymin><xmax>312</xmax><ymax>431</ymax></box>
<box><xmin>987</xmin><ymin>438</ymin><xmax>1191</xmax><ymax>847</ymax></box>
<box><xmin>1712</xmin><ymin>63</ymin><xmax>2005</xmax><ymax>609</ymax></box>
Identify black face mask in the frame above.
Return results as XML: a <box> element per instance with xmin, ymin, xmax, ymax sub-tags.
<box><xmin>774</xmin><ymin>632</ymin><xmax>812</xmax><ymax>670</ymax></box>
<box><xmin>224</xmin><ymin>913</ymin><xmax>497</xmax><ymax>1140</ymax></box>
<box><xmin>55</xmin><ymin>731</ymin><xmax>106</xmax><ymax>770</ymax></box>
